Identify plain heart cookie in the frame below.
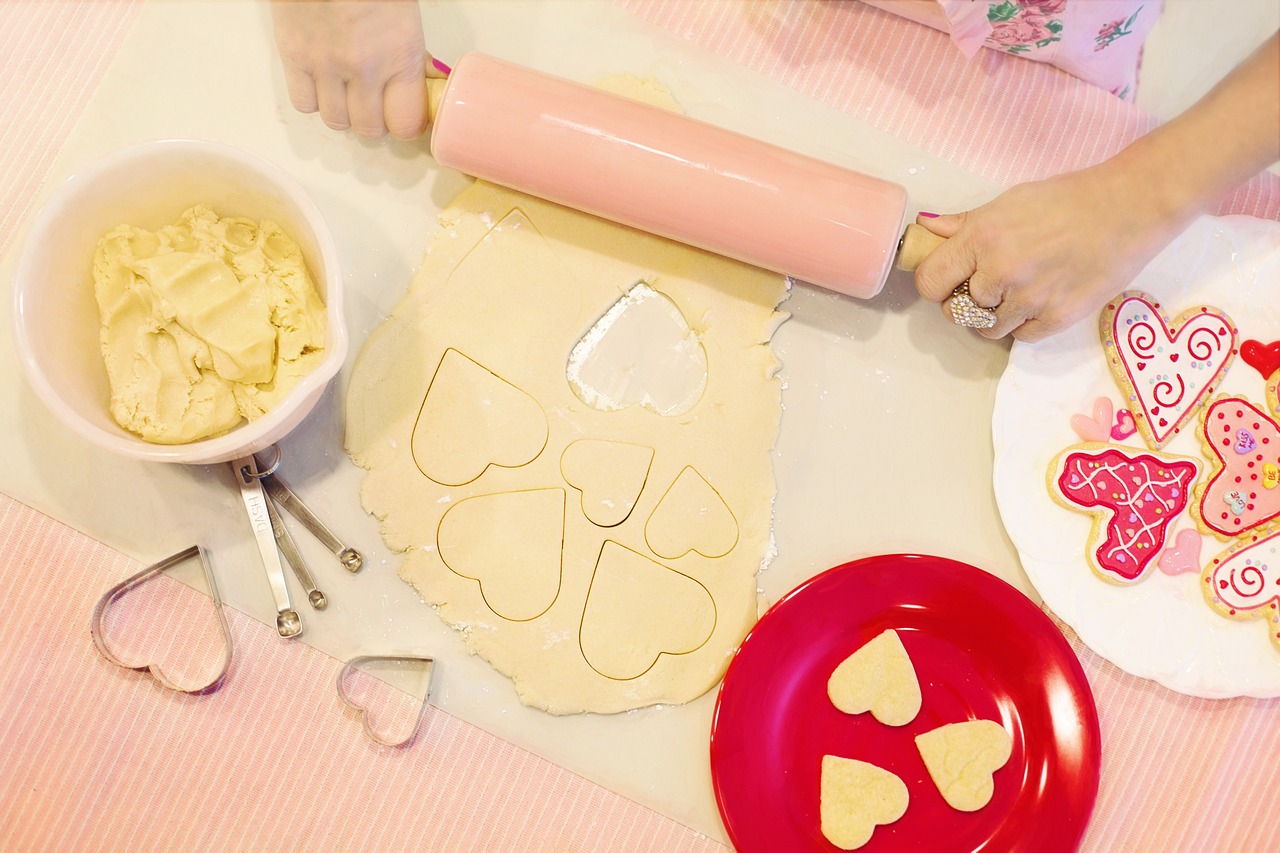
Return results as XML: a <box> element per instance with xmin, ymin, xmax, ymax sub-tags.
<box><xmin>827</xmin><ymin>629</ymin><xmax>921</xmax><ymax>726</ymax></box>
<box><xmin>915</xmin><ymin>720</ymin><xmax>1013</xmax><ymax>812</ymax></box>
<box><xmin>819</xmin><ymin>755</ymin><xmax>909</xmax><ymax>851</ymax></box>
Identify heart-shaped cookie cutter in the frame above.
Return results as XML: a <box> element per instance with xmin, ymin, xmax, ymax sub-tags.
<box><xmin>337</xmin><ymin>654</ymin><xmax>436</xmax><ymax>748</ymax></box>
<box><xmin>90</xmin><ymin>545</ymin><xmax>233</xmax><ymax>694</ymax></box>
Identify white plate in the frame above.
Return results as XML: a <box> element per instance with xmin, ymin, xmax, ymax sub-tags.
<box><xmin>993</xmin><ymin>214</ymin><xmax>1280</xmax><ymax>698</ymax></box>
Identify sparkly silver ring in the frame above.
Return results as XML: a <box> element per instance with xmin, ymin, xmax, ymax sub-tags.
<box><xmin>949</xmin><ymin>281</ymin><xmax>998</xmax><ymax>330</ymax></box>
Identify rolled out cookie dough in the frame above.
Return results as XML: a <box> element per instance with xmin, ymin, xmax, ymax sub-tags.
<box><xmin>347</xmin><ymin>106</ymin><xmax>787</xmax><ymax>715</ymax></box>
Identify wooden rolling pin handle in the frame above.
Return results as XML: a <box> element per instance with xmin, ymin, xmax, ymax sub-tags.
<box><xmin>426</xmin><ymin>77</ymin><xmax>447</xmax><ymax>126</ymax></box>
<box><xmin>896</xmin><ymin>222</ymin><xmax>948</xmax><ymax>272</ymax></box>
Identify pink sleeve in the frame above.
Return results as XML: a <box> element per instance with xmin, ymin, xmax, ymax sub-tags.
<box><xmin>937</xmin><ymin>0</ymin><xmax>995</xmax><ymax>59</ymax></box>
<box><xmin>869</xmin><ymin>1</ymin><xmax>1164</xmax><ymax>101</ymax></box>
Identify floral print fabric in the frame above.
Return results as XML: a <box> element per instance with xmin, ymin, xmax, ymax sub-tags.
<box><xmin>935</xmin><ymin>0</ymin><xmax>1163</xmax><ymax>100</ymax></box>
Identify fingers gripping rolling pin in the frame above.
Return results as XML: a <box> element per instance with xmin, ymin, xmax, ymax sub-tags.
<box><xmin>424</xmin><ymin>53</ymin><xmax>944</xmax><ymax>299</ymax></box>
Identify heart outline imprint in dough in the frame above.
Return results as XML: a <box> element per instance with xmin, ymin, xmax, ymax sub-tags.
<box><xmin>644</xmin><ymin>466</ymin><xmax>739</xmax><ymax>560</ymax></box>
<box><xmin>566</xmin><ymin>281</ymin><xmax>709</xmax><ymax>418</ymax></box>
<box><xmin>578</xmin><ymin>541</ymin><xmax>717</xmax><ymax>680</ymax></box>
<box><xmin>826</xmin><ymin>629</ymin><xmax>922</xmax><ymax>727</ymax></box>
<box><xmin>437</xmin><ymin>488</ymin><xmax>566</xmax><ymax>622</ymax></box>
<box><xmin>819</xmin><ymin>755</ymin><xmax>909</xmax><ymax>851</ymax></box>
<box><xmin>560</xmin><ymin>438</ymin><xmax>655</xmax><ymax>528</ymax></box>
<box><xmin>914</xmin><ymin>719</ymin><xmax>1014</xmax><ymax>812</ymax></box>
<box><xmin>337</xmin><ymin>655</ymin><xmax>435</xmax><ymax>748</ymax></box>
<box><xmin>88</xmin><ymin>545</ymin><xmax>234</xmax><ymax>691</ymax></box>
<box><xmin>1100</xmin><ymin>292</ymin><xmax>1238</xmax><ymax>449</ymax></box>
<box><xmin>412</xmin><ymin>348</ymin><xmax>549</xmax><ymax>487</ymax></box>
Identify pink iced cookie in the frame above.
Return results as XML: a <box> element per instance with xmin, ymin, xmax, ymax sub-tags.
<box><xmin>1049</xmin><ymin>443</ymin><xmax>1200</xmax><ymax>584</ymax></box>
<box><xmin>1099</xmin><ymin>292</ymin><xmax>1238</xmax><ymax>450</ymax></box>
<box><xmin>1194</xmin><ymin>396</ymin><xmax>1280</xmax><ymax>539</ymax></box>
<box><xmin>1202</xmin><ymin>529</ymin><xmax>1280</xmax><ymax>653</ymax></box>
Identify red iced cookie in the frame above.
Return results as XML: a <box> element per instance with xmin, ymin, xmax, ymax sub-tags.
<box><xmin>1049</xmin><ymin>444</ymin><xmax>1201</xmax><ymax>584</ymax></box>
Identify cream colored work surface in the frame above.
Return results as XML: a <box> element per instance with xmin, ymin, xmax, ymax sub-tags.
<box><xmin>0</xmin><ymin>1</ymin><xmax>1017</xmax><ymax>842</ymax></box>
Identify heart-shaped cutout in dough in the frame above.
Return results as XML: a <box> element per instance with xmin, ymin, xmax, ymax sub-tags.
<box><xmin>827</xmin><ymin>629</ymin><xmax>921</xmax><ymax>726</ymax></box>
<box><xmin>915</xmin><ymin>719</ymin><xmax>1013</xmax><ymax>812</ymax></box>
<box><xmin>561</xmin><ymin>439</ymin><xmax>654</xmax><ymax>527</ymax></box>
<box><xmin>579</xmin><ymin>541</ymin><xmax>716</xmax><ymax>680</ymax></box>
<box><xmin>566</xmin><ymin>281</ymin><xmax>708</xmax><ymax>417</ymax></box>
<box><xmin>438</xmin><ymin>488</ymin><xmax>565</xmax><ymax>621</ymax></box>
<box><xmin>819</xmin><ymin>755</ymin><xmax>909</xmax><ymax>851</ymax></box>
<box><xmin>645</xmin><ymin>466</ymin><xmax>738</xmax><ymax>560</ymax></box>
<box><xmin>412</xmin><ymin>348</ymin><xmax>548</xmax><ymax>487</ymax></box>
<box><xmin>337</xmin><ymin>655</ymin><xmax>434</xmax><ymax>748</ymax></box>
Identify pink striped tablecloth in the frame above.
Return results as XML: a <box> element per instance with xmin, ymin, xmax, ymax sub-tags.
<box><xmin>3</xmin><ymin>2</ymin><xmax>1278</xmax><ymax>851</ymax></box>
<box><xmin>0</xmin><ymin>494</ymin><xmax>725</xmax><ymax>853</ymax></box>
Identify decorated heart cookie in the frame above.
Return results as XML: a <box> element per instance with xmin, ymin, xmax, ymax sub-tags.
<box><xmin>915</xmin><ymin>720</ymin><xmax>1013</xmax><ymax>812</ymax></box>
<box><xmin>819</xmin><ymin>755</ymin><xmax>909</xmax><ymax>851</ymax></box>
<box><xmin>826</xmin><ymin>629</ymin><xmax>921</xmax><ymax>727</ymax></box>
<box><xmin>1194</xmin><ymin>396</ymin><xmax>1280</xmax><ymax>538</ymax></box>
<box><xmin>1049</xmin><ymin>443</ymin><xmax>1200</xmax><ymax>583</ymax></box>
<box><xmin>1269</xmin><ymin>367</ymin><xmax>1280</xmax><ymax>424</ymax></box>
<box><xmin>1099</xmin><ymin>292</ymin><xmax>1238</xmax><ymax>449</ymax></box>
<box><xmin>1201</xmin><ymin>529</ymin><xmax>1280</xmax><ymax>652</ymax></box>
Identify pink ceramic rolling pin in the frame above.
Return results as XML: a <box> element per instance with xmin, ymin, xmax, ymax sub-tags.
<box><xmin>427</xmin><ymin>53</ymin><xmax>939</xmax><ymax>298</ymax></box>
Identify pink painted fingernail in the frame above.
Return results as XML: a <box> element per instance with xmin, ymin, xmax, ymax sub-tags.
<box><xmin>918</xmin><ymin>211</ymin><xmax>940</xmax><ymax>218</ymax></box>
<box><xmin>431</xmin><ymin>57</ymin><xmax>453</xmax><ymax>76</ymax></box>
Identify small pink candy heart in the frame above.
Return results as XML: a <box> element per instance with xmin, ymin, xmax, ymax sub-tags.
<box><xmin>1111</xmin><ymin>409</ymin><xmax>1137</xmax><ymax>440</ymax></box>
<box><xmin>1158</xmin><ymin>529</ymin><xmax>1202</xmax><ymax>576</ymax></box>
<box><xmin>1071</xmin><ymin>397</ymin><xmax>1114</xmax><ymax>443</ymax></box>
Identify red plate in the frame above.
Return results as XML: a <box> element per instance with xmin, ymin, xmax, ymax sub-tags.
<box><xmin>710</xmin><ymin>554</ymin><xmax>1100</xmax><ymax>852</ymax></box>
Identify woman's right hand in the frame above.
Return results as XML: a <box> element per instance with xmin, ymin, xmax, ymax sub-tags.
<box><xmin>269</xmin><ymin>0</ymin><xmax>442</xmax><ymax>140</ymax></box>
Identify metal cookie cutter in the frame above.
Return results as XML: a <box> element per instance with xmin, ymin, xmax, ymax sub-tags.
<box><xmin>231</xmin><ymin>448</ymin><xmax>365</xmax><ymax>639</ymax></box>
<box><xmin>90</xmin><ymin>545</ymin><xmax>233</xmax><ymax>694</ymax></box>
<box><xmin>338</xmin><ymin>655</ymin><xmax>436</xmax><ymax>748</ymax></box>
